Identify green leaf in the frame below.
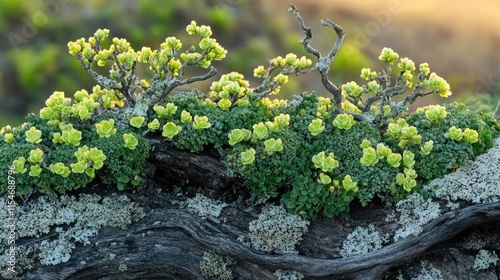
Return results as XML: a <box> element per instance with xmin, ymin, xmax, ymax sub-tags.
<box><xmin>444</xmin><ymin>126</ymin><xmax>463</xmax><ymax>141</ymax></box>
<box><xmin>129</xmin><ymin>116</ymin><xmax>145</xmax><ymax>128</ymax></box>
<box><xmin>49</xmin><ymin>162</ymin><xmax>71</xmax><ymax>178</ymax></box>
<box><xmin>95</xmin><ymin>119</ymin><xmax>117</xmax><ymax>138</ymax></box>
<box><xmin>425</xmin><ymin>105</ymin><xmax>447</xmax><ymax>122</ymax></box>
<box><xmin>376</xmin><ymin>143</ymin><xmax>392</xmax><ymax>158</ymax></box>
<box><xmin>29</xmin><ymin>165</ymin><xmax>42</xmax><ymax>177</ymax></box>
<box><xmin>74</xmin><ymin>145</ymin><xmax>90</xmax><ymax>161</ymax></box>
<box><xmin>312</xmin><ymin>151</ymin><xmax>339</xmax><ymax>172</ymax></box>
<box><xmin>359</xmin><ymin>139</ymin><xmax>371</xmax><ymax>149</ymax></box>
<box><xmin>360</xmin><ymin>147</ymin><xmax>379</xmax><ymax>166</ymax></box>
<box><xmin>332</xmin><ymin>114</ymin><xmax>355</xmax><ymax>130</ymax></box>
<box><xmin>252</xmin><ymin>123</ymin><xmax>268</xmax><ymax>140</ymax></box>
<box><xmin>228</xmin><ymin>129</ymin><xmax>245</xmax><ymax>146</ymax></box>
<box><xmin>87</xmin><ymin>148</ymin><xmax>106</xmax><ymax>169</ymax></box>
<box><xmin>70</xmin><ymin>160</ymin><xmax>87</xmax><ymax>173</ymax></box>
<box><xmin>341</xmin><ymin>82</ymin><xmax>363</xmax><ymax>98</ymax></box>
<box><xmin>25</xmin><ymin>127</ymin><xmax>42</xmax><ymax>144</ymax></box>
<box><xmin>240</xmin><ymin>148</ymin><xmax>256</xmax><ymax>165</ymax></box>
<box><xmin>13</xmin><ymin>157</ymin><xmax>27</xmax><ymax>174</ymax></box>
<box><xmin>263</xmin><ymin>138</ymin><xmax>283</xmax><ymax>155</ymax></box>
<box><xmin>386</xmin><ymin>153</ymin><xmax>402</xmax><ymax>168</ymax></box>
<box><xmin>378</xmin><ymin>47</ymin><xmax>399</xmax><ymax>64</ymax></box>
<box><xmin>420</xmin><ymin>140</ymin><xmax>434</xmax><ymax>155</ymax></box>
<box><xmin>217</xmin><ymin>99</ymin><xmax>232</xmax><ymax>110</ymax></box>
<box><xmin>162</xmin><ymin>122</ymin><xmax>182</xmax><ymax>138</ymax></box>
<box><xmin>402</xmin><ymin>150</ymin><xmax>415</xmax><ymax>169</ymax></box>
<box><xmin>148</xmin><ymin>119</ymin><xmax>161</xmax><ymax>131</ymax></box>
<box><xmin>28</xmin><ymin>148</ymin><xmax>44</xmax><ymax>164</ymax></box>
<box><xmin>123</xmin><ymin>133</ymin><xmax>139</xmax><ymax>150</ymax></box>
<box><xmin>342</xmin><ymin>175</ymin><xmax>358</xmax><ymax>192</ymax></box>
<box><xmin>180</xmin><ymin>110</ymin><xmax>193</xmax><ymax>124</ymax></box>
<box><xmin>318</xmin><ymin>173</ymin><xmax>332</xmax><ymax>185</ymax></box>
<box><xmin>308</xmin><ymin>119</ymin><xmax>325</xmax><ymax>136</ymax></box>
<box><xmin>463</xmin><ymin>128</ymin><xmax>479</xmax><ymax>144</ymax></box>
<box><xmin>4</xmin><ymin>133</ymin><xmax>14</xmax><ymax>143</ymax></box>
<box><xmin>61</xmin><ymin>128</ymin><xmax>82</xmax><ymax>146</ymax></box>
<box><xmin>274</xmin><ymin>114</ymin><xmax>290</xmax><ymax>128</ymax></box>
<box><xmin>192</xmin><ymin>115</ymin><xmax>211</xmax><ymax>130</ymax></box>
<box><xmin>85</xmin><ymin>167</ymin><xmax>95</xmax><ymax>178</ymax></box>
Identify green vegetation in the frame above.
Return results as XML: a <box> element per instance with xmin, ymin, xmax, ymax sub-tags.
<box><xmin>0</xmin><ymin>6</ymin><xmax>498</xmax><ymax>220</ymax></box>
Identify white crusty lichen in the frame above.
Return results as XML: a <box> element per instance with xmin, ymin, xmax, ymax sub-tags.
<box><xmin>473</xmin><ymin>249</ymin><xmax>499</xmax><ymax>271</ymax></box>
<box><xmin>274</xmin><ymin>269</ymin><xmax>304</xmax><ymax>280</ymax></box>
<box><xmin>425</xmin><ymin>137</ymin><xmax>500</xmax><ymax>204</ymax></box>
<box><xmin>0</xmin><ymin>193</ymin><xmax>144</xmax><ymax>276</ymax></box>
<box><xmin>0</xmin><ymin>245</ymin><xmax>36</xmax><ymax>280</ymax></box>
<box><xmin>118</xmin><ymin>263</ymin><xmax>128</xmax><ymax>272</ymax></box>
<box><xmin>199</xmin><ymin>250</ymin><xmax>235</xmax><ymax>280</ymax></box>
<box><xmin>249</xmin><ymin>205</ymin><xmax>309</xmax><ymax>254</ymax></box>
<box><xmin>184</xmin><ymin>193</ymin><xmax>227</xmax><ymax>220</ymax></box>
<box><xmin>410</xmin><ymin>261</ymin><xmax>443</xmax><ymax>280</ymax></box>
<box><xmin>389</xmin><ymin>193</ymin><xmax>441</xmax><ymax>241</ymax></box>
<box><xmin>340</xmin><ymin>224</ymin><xmax>389</xmax><ymax>257</ymax></box>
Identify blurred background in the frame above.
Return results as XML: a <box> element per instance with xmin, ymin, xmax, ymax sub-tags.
<box><xmin>1</xmin><ymin>0</ymin><xmax>499</xmax><ymax>127</ymax></box>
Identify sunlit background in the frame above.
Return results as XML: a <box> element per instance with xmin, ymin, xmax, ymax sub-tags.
<box><xmin>1</xmin><ymin>0</ymin><xmax>499</xmax><ymax>127</ymax></box>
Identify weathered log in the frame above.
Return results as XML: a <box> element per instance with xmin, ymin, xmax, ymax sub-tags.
<box><xmin>18</xmin><ymin>142</ymin><xmax>500</xmax><ymax>279</ymax></box>
<box><xmin>148</xmin><ymin>137</ymin><xmax>246</xmax><ymax>200</ymax></box>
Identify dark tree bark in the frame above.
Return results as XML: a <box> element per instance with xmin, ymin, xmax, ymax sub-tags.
<box><xmin>19</xmin><ymin>139</ymin><xmax>500</xmax><ymax>280</ymax></box>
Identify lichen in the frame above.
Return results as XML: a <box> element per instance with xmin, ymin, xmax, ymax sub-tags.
<box><xmin>473</xmin><ymin>249</ymin><xmax>499</xmax><ymax>271</ymax></box>
<box><xmin>184</xmin><ymin>193</ymin><xmax>227</xmax><ymax>220</ymax></box>
<box><xmin>0</xmin><ymin>193</ymin><xmax>144</xmax><ymax>277</ymax></box>
<box><xmin>118</xmin><ymin>263</ymin><xmax>128</xmax><ymax>272</ymax></box>
<box><xmin>0</xmin><ymin>245</ymin><xmax>36</xmax><ymax>280</ymax></box>
<box><xmin>390</xmin><ymin>193</ymin><xmax>441</xmax><ymax>241</ymax></box>
<box><xmin>411</xmin><ymin>261</ymin><xmax>443</xmax><ymax>280</ymax></box>
<box><xmin>274</xmin><ymin>269</ymin><xmax>304</xmax><ymax>280</ymax></box>
<box><xmin>249</xmin><ymin>205</ymin><xmax>309</xmax><ymax>254</ymax></box>
<box><xmin>426</xmin><ymin>137</ymin><xmax>500</xmax><ymax>204</ymax></box>
<box><xmin>199</xmin><ymin>250</ymin><xmax>235</xmax><ymax>280</ymax></box>
<box><xmin>340</xmin><ymin>224</ymin><xmax>389</xmax><ymax>257</ymax></box>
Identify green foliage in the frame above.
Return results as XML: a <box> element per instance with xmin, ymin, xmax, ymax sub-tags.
<box><xmin>93</xmin><ymin>128</ymin><xmax>150</xmax><ymax>191</ymax></box>
<box><xmin>0</xmin><ymin>87</ymin><xmax>151</xmax><ymax>195</ymax></box>
<box><xmin>405</xmin><ymin>103</ymin><xmax>498</xmax><ymax>180</ymax></box>
<box><xmin>1</xmin><ymin>15</ymin><xmax>498</xmax><ymax>222</ymax></box>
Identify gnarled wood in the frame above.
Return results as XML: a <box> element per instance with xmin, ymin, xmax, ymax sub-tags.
<box><xmin>16</xmin><ymin>143</ymin><xmax>500</xmax><ymax>279</ymax></box>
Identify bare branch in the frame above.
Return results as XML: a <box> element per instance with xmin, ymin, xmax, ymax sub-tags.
<box><xmin>288</xmin><ymin>4</ymin><xmax>345</xmax><ymax>106</ymax></box>
<box><xmin>254</xmin><ymin>66</ymin><xmax>309</xmax><ymax>98</ymax></box>
<box><xmin>179</xmin><ymin>66</ymin><xmax>218</xmax><ymax>87</ymax></box>
<box><xmin>149</xmin><ymin>66</ymin><xmax>218</xmax><ymax>107</ymax></box>
<box><xmin>178</xmin><ymin>49</ymin><xmax>210</xmax><ymax>77</ymax></box>
<box><xmin>494</xmin><ymin>99</ymin><xmax>500</xmax><ymax>120</ymax></box>
<box><xmin>321</xmin><ymin>19</ymin><xmax>345</xmax><ymax>65</ymax></box>
<box><xmin>287</xmin><ymin>4</ymin><xmax>320</xmax><ymax>59</ymax></box>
